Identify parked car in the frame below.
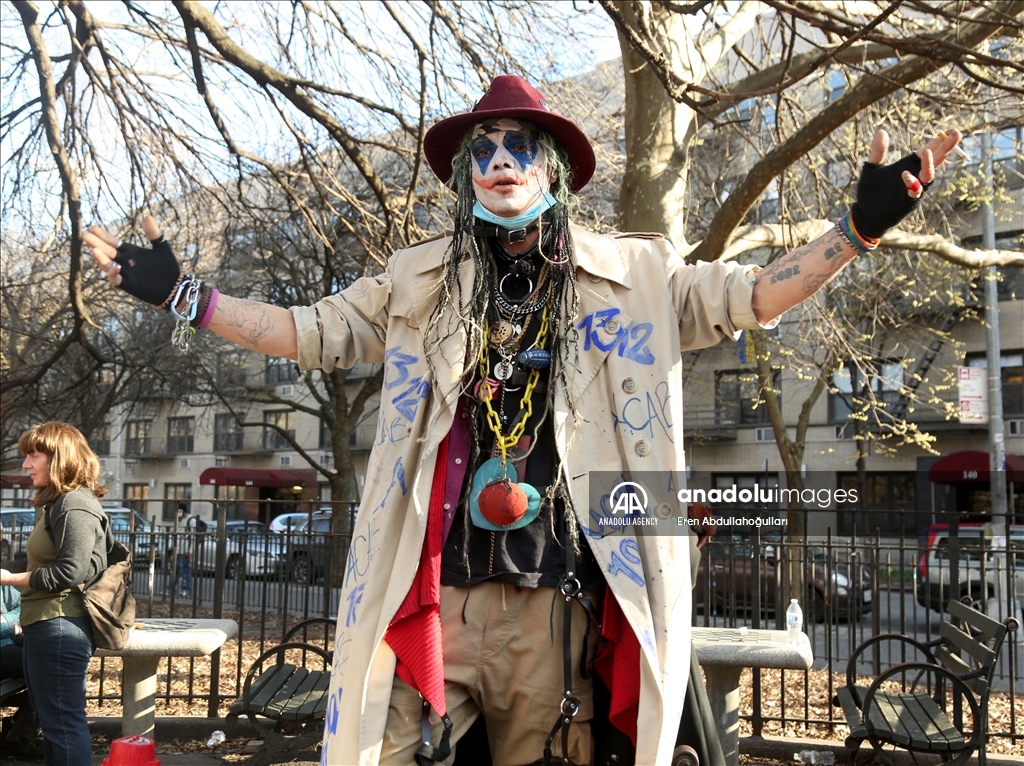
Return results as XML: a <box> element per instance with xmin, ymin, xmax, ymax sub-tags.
<box><xmin>191</xmin><ymin>521</ymin><xmax>289</xmax><ymax>580</ymax></box>
<box><xmin>285</xmin><ymin>509</ymin><xmax>357</xmax><ymax>585</ymax></box>
<box><xmin>102</xmin><ymin>506</ymin><xmax>159</xmax><ymax>568</ymax></box>
<box><xmin>694</xmin><ymin>537</ymin><xmax>872</xmax><ymax>622</ymax></box>
<box><xmin>268</xmin><ymin>512</ymin><xmax>312</xmax><ymax>534</ymax></box>
<box><xmin>0</xmin><ymin>507</ymin><xmax>36</xmax><ymax>561</ymax></box>
<box><xmin>916</xmin><ymin>522</ymin><xmax>1024</xmax><ymax>613</ymax></box>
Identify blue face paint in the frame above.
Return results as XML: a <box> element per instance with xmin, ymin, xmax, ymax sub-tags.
<box><xmin>471</xmin><ymin>136</ymin><xmax>497</xmax><ymax>175</ymax></box>
<box><xmin>503</xmin><ymin>131</ymin><xmax>539</xmax><ymax>169</ymax></box>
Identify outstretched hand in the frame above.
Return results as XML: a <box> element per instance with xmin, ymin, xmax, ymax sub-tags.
<box><xmin>84</xmin><ymin>216</ymin><xmax>181</xmax><ymax>307</ymax></box>
<box><xmin>851</xmin><ymin>128</ymin><xmax>963</xmax><ymax>239</ymax></box>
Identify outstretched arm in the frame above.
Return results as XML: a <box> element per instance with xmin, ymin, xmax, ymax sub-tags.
<box><xmin>750</xmin><ymin>128</ymin><xmax>962</xmax><ymax>324</ymax></box>
<box><xmin>84</xmin><ymin>216</ymin><xmax>298</xmax><ymax>359</ymax></box>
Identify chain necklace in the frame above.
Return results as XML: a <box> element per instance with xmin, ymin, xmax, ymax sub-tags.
<box><xmin>479</xmin><ymin>292</ymin><xmax>550</xmax><ymax>465</ymax></box>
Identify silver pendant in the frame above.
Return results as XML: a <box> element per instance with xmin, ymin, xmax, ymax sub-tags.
<box><xmin>494</xmin><ymin>359</ymin><xmax>514</xmax><ymax>381</ymax></box>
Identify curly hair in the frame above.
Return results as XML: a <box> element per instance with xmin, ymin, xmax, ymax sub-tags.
<box><xmin>18</xmin><ymin>421</ymin><xmax>107</xmax><ymax>507</ymax></box>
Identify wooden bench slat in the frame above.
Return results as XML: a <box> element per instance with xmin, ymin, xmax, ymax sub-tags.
<box><xmin>934</xmin><ymin>646</ymin><xmax>989</xmax><ymax>696</ymax></box>
<box><xmin>869</xmin><ymin>692</ymin><xmax>911</xmax><ymax>746</ymax></box>
<box><xmin>899</xmin><ymin>693</ymin><xmax>961</xmax><ymax>751</ymax></box>
<box><xmin>836</xmin><ymin>687</ymin><xmax>867</xmax><ymax>739</ymax></box>
<box><xmin>938</xmin><ymin>621</ymin><xmax>996</xmax><ymax>669</ymax></box>
<box><xmin>248</xmin><ymin>664</ymin><xmax>302</xmax><ymax>714</ymax></box>
<box><xmin>279</xmin><ymin>671</ymin><xmax>330</xmax><ymax>722</ymax></box>
<box><xmin>264</xmin><ymin>668</ymin><xmax>312</xmax><ymax>718</ymax></box>
<box><xmin>311</xmin><ymin>671</ymin><xmax>332</xmax><ymax>717</ymax></box>
<box><xmin>948</xmin><ymin>600</ymin><xmax>1006</xmax><ymax>641</ymax></box>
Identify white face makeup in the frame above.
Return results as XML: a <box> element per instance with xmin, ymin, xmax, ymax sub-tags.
<box><xmin>470</xmin><ymin>118</ymin><xmax>552</xmax><ymax>218</ymax></box>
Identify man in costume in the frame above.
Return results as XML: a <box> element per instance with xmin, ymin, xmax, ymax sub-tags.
<box><xmin>86</xmin><ymin>76</ymin><xmax>960</xmax><ymax>765</ymax></box>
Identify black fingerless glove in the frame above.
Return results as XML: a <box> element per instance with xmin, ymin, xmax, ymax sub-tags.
<box><xmin>850</xmin><ymin>152</ymin><xmax>931</xmax><ymax>239</ymax></box>
<box><xmin>114</xmin><ymin>236</ymin><xmax>181</xmax><ymax>307</ymax></box>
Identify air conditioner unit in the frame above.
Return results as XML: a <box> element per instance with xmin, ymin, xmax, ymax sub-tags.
<box><xmin>320</xmin><ymin>453</ymin><xmax>334</xmax><ymax>466</ymax></box>
<box><xmin>1008</xmin><ymin>419</ymin><xmax>1024</xmax><ymax>436</ymax></box>
<box><xmin>180</xmin><ymin>459</ymin><xmax>191</xmax><ymax>469</ymax></box>
<box><xmin>215</xmin><ymin>457</ymin><xmax>228</xmax><ymax>467</ymax></box>
<box><xmin>755</xmin><ymin>427</ymin><xmax>775</xmax><ymax>443</ymax></box>
<box><xmin>281</xmin><ymin>385</ymin><xmax>294</xmax><ymax>396</ymax></box>
<box><xmin>280</xmin><ymin>456</ymin><xmax>292</xmax><ymax>467</ymax></box>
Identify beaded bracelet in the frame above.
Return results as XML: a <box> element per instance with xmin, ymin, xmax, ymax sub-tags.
<box><xmin>836</xmin><ymin>211</ymin><xmax>880</xmax><ymax>255</ymax></box>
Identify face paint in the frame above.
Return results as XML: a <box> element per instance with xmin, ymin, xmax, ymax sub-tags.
<box><xmin>470</xmin><ymin>118</ymin><xmax>552</xmax><ymax>219</ymax></box>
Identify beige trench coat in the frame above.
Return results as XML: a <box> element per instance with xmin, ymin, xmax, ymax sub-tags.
<box><xmin>291</xmin><ymin>223</ymin><xmax>769</xmax><ymax>765</ymax></box>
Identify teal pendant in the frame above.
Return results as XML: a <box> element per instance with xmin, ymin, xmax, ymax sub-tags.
<box><xmin>469</xmin><ymin>457</ymin><xmax>541</xmax><ymax>531</ymax></box>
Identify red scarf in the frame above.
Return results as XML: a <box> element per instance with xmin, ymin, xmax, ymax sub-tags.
<box><xmin>383</xmin><ymin>435</ymin><xmax>449</xmax><ymax>714</ymax></box>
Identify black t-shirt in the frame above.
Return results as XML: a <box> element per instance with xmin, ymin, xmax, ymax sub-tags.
<box><xmin>440</xmin><ymin>244</ymin><xmax>602</xmax><ymax>590</ymax></box>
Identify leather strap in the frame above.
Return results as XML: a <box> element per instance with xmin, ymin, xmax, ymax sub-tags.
<box><xmin>471</xmin><ymin>218</ymin><xmax>540</xmax><ymax>244</ymax></box>
<box><xmin>414</xmin><ymin>699</ymin><xmax>453</xmax><ymax>765</ymax></box>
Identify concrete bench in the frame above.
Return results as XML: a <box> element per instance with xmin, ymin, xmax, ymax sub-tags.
<box><xmin>96</xmin><ymin>617</ymin><xmax>238</xmax><ymax>737</ymax></box>
<box><xmin>692</xmin><ymin>626</ymin><xmax>814</xmax><ymax>766</ymax></box>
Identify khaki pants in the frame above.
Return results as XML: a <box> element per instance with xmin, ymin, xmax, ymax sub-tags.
<box><xmin>381</xmin><ymin>582</ymin><xmax>595</xmax><ymax>766</ymax></box>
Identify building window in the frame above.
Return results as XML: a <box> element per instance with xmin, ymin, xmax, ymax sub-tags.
<box><xmin>838</xmin><ymin>473</ymin><xmax>916</xmax><ymax>537</ymax></box>
<box><xmin>715</xmin><ymin>370</ymin><xmax>781</xmax><ymax>426</ymax></box>
<box><xmin>163</xmin><ymin>483</ymin><xmax>193</xmax><ymax>522</ymax></box>
<box><xmin>166</xmin><ymin>417</ymin><xmax>195</xmax><ymax>453</ymax></box>
<box><xmin>94</xmin><ymin>424</ymin><xmax>111</xmax><ymax>456</ymax></box>
<box><xmin>263</xmin><ymin>410</ymin><xmax>296</xmax><ymax>450</ymax></box>
<box><xmin>125</xmin><ymin>420</ymin><xmax>152</xmax><ymax>456</ymax></box>
<box><xmin>966</xmin><ymin>351</ymin><xmax>1024</xmax><ymax>419</ymax></box>
<box><xmin>214</xmin><ymin>413</ymin><xmax>244</xmax><ymax>452</ymax></box>
<box><xmin>830</xmin><ymin>362</ymin><xmax>904</xmax><ymax>422</ymax></box>
<box><xmin>123</xmin><ymin>483</ymin><xmax>150</xmax><ymax>518</ymax></box>
<box><xmin>319</xmin><ymin>418</ymin><xmax>332</xmax><ymax>450</ymax></box>
<box><xmin>218</xmin><ymin>351</ymin><xmax>248</xmax><ymax>389</ymax></box>
<box><xmin>825</xmin><ymin>68</ymin><xmax>846</xmax><ymax>103</ymax></box>
<box><xmin>266</xmin><ymin>357</ymin><xmax>298</xmax><ymax>385</ymax></box>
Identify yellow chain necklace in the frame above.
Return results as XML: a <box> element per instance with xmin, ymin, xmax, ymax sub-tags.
<box><xmin>479</xmin><ymin>295</ymin><xmax>551</xmax><ymax>465</ymax></box>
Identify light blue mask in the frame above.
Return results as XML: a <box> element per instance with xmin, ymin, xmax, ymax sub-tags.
<box><xmin>473</xmin><ymin>192</ymin><xmax>557</xmax><ymax>230</ymax></box>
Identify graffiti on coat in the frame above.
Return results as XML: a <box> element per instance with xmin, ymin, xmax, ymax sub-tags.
<box><xmin>577</xmin><ymin>308</ymin><xmax>656</xmax><ymax>365</ymax></box>
<box><xmin>607</xmin><ymin>537</ymin><xmax>645</xmax><ymax>586</ymax></box>
<box><xmin>377</xmin><ymin>347</ymin><xmax>431</xmax><ymax>446</ymax></box>
<box><xmin>611</xmin><ymin>381</ymin><xmax>673</xmax><ymax>443</ymax></box>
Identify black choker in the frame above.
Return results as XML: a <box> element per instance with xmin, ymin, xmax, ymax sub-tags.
<box><xmin>471</xmin><ymin>217</ymin><xmax>540</xmax><ymax>244</ymax></box>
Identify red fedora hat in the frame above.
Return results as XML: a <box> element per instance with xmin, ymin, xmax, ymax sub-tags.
<box><xmin>424</xmin><ymin>75</ymin><xmax>596</xmax><ymax>193</ymax></box>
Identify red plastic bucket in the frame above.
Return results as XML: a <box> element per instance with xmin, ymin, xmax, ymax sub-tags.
<box><xmin>101</xmin><ymin>735</ymin><xmax>161</xmax><ymax>766</ymax></box>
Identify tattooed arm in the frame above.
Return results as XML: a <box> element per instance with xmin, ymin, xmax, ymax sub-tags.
<box><xmin>749</xmin><ymin>229</ymin><xmax>856</xmax><ymax>324</ymax></box>
<box><xmin>85</xmin><ymin>216</ymin><xmax>300</xmax><ymax>360</ymax></box>
<box><xmin>749</xmin><ymin>127</ymin><xmax>960</xmax><ymax>325</ymax></box>
<box><xmin>205</xmin><ymin>295</ymin><xmax>298</xmax><ymax>359</ymax></box>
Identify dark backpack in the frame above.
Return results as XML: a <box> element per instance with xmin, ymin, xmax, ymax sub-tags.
<box><xmin>48</xmin><ymin>496</ymin><xmax>137</xmax><ymax>650</ymax></box>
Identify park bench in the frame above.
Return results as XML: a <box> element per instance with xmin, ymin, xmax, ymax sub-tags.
<box><xmin>228</xmin><ymin>617</ymin><xmax>335</xmax><ymax>765</ymax></box>
<box><xmin>835</xmin><ymin>600</ymin><xmax>1017</xmax><ymax>766</ymax></box>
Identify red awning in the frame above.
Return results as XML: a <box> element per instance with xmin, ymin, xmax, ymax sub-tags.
<box><xmin>0</xmin><ymin>474</ymin><xmax>33</xmax><ymax>489</ymax></box>
<box><xmin>199</xmin><ymin>467</ymin><xmax>309</xmax><ymax>488</ymax></box>
<box><xmin>929</xmin><ymin>451</ymin><xmax>1024</xmax><ymax>484</ymax></box>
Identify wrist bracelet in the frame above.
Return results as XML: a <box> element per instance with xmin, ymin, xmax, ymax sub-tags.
<box><xmin>836</xmin><ymin>211</ymin><xmax>879</xmax><ymax>255</ymax></box>
<box><xmin>198</xmin><ymin>288</ymin><xmax>219</xmax><ymax>330</ymax></box>
<box><xmin>846</xmin><ymin>210</ymin><xmax>880</xmax><ymax>249</ymax></box>
<box><xmin>157</xmin><ymin>274</ymin><xmax>186</xmax><ymax>311</ymax></box>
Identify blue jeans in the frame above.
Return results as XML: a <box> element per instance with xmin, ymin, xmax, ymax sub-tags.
<box><xmin>22</xmin><ymin>615</ymin><xmax>95</xmax><ymax>766</ymax></box>
<box><xmin>172</xmin><ymin>552</ymin><xmax>193</xmax><ymax>595</ymax></box>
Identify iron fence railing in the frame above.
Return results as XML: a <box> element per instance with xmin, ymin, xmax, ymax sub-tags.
<box><xmin>1</xmin><ymin>500</ymin><xmax>1020</xmax><ymax>747</ymax></box>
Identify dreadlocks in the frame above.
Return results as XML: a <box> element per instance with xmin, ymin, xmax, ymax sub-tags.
<box><xmin>422</xmin><ymin>123</ymin><xmax>586</xmax><ymax>558</ymax></box>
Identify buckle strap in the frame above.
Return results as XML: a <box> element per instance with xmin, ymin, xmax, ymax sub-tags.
<box><xmin>414</xmin><ymin>700</ymin><xmax>453</xmax><ymax>766</ymax></box>
<box><xmin>471</xmin><ymin>219</ymin><xmax>539</xmax><ymax>244</ymax></box>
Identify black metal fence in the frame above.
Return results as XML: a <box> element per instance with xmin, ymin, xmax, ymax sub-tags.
<box><xmin>1</xmin><ymin>500</ymin><xmax>1021</xmax><ymax>746</ymax></box>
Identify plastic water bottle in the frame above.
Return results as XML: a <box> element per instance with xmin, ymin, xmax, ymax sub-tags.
<box><xmin>786</xmin><ymin>598</ymin><xmax>803</xmax><ymax>645</ymax></box>
<box><xmin>795</xmin><ymin>751</ymin><xmax>835</xmax><ymax>765</ymax></box>
<box><xmin>206</xmin><ymin>730</ymin><xmax>226</xmax><ymax>747</ymax></box>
